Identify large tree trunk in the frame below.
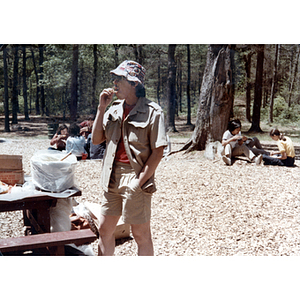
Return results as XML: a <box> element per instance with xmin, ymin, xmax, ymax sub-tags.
<box><xmin>22</xmin><ymin>45</ymin><xmax>30</xmax><ymax>120</ymax></box>
<box><xmin>70</xmin><ymin>44</ymin><xmax>79</xmax><ymax>121</ymax></box>
<box><xmin>177</xmin><ymin>59</ymin><xmax>182</xmax><ymax>113</ymax></box>
<box><xmin>248</xmin><ymin>44</ymin><xmax>265</xmax><ymax>133</ymax></box>
<box><xmin>132</xmin><ymin>44</ymin><xmax>144</xmax><ymax>65</ymax></box>
<box><xmin>92</xmin><ymin>44</ymin><xmax>98</xmax><ymax>111</ymax></box>
<box><xmin>12</xmin><ymin>45</ymin><xmax>19</xmax><ymax>124</ymax></box>
<box><xmin>186</xmin><ymin>44</ymin><xmax>192</xmax><ymax>126</ymax></box>
<box><xmin>31</xmin><ymin>47</ymin><xmax>40</xmax><ymax>115</ymax></box>
<box><xmin>113</xmin><ymin>44</ymin><xmax>120</xmax><ymax>67</ymax></box>
<box><xmin>157</xmin><ymin>54</ymin><xmax>161</xmax><ymax>106</ymax></box>
<box><xmin>287</xmin><ymin>45</ymin><xmax>300</xmax><ymax>107</ymax></box>
<box><xmin>182</xmin><ymin>45</ymin><xmax>234</xmax><ymax>153</ymax></box>
<box><xmin>38</xmin><ymin>44</ymin><xmax>45</xmax><ymax>115</ymax></box>
<box><xmin>3</xmin><ymin>45</ymin><xmax>10</xmax><ymax>132</ymax></box>
<box><xmin>269</xmin><ymin>44</ymin><xmax>280</xmax><ymax>123</ymax></box>
<box><xmin>243</xmin><ymin>51</ymin><xmax>253</xmax><ymax>122</ymax></box>
<box><xmin>166</xmin><ymin>44</ymin><xmax>177</xmax><ymax>132</ymax></box>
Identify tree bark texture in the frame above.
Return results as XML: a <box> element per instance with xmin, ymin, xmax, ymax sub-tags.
<box><xmin>92</xmin><ymin>44</ymin><xmax>98</xmax><ymax>110</ymax></box>
<box><xmin>186</xmin><ymin>44</ymin><xmax>192</xmax><ymax>125</ymax></box>
<box><xmin>287</xmin><ymin>45</ymin><xmax>300</xmax><ymax>107</ymax></box>
<box><xmin>166</xmin><ymin>44</ymin><xmax>177</xmax><ymax>132</ymax></box>
<box><xmin>269</xmin><ymin>44</ymin><xmax>279</xmax><ymax>123</ymax></box>
<box><xmin>22</xmin><ymin>46</ymin><xmax>30</xmax><ymax>120</ymax></box>
<box><xmin>243</xmin><ymin>51</ymin><xmax>253</xmax><ymax>122</ymax></box>
<box><xmin>248</xmin><ymin>44</ymin><xmax>264</xmax><ymax>133</ymax></box>
<box><xmin>157</xmin><ymin>55</ymin><xmax>161</xmax><ymax>106</ymax></box>
<box><xmin>185</xmin><ymin>45</ymin><xmax>234</xmax><ymax>152</ymax></box>
<box><xmin>38</xmin><ymin>44</ymin><xmax>45</xmax><ymax>115</ymax></box>
<box><xmin>70</xmin><ymin>44</ymin><xmax>79</xmax><ymax>121</ymax></box>
<box><xmin>30</xmin><ymin>47</ymin><xmax>40</xmax><ymax>115</ymax></box>
<box><xmin>12</xmin><ymin>45</ymin><xmax>19</xmax><ymax>124</ymax></box>
<box><xmin>3</xmin><ymin>46</ymin><xmax>10</xmax><ymax>132</ymax></box>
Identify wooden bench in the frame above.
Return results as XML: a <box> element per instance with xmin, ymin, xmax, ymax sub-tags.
<box><xmin>0</xmin><ymin>229</ymin><xmax>97</xmax><ymax>256</ymax></box>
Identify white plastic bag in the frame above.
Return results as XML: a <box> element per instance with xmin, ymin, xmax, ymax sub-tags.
<box><xmin>30</xmin><ymin>150</ymin><xmax>77</xmax><ymax>192</ymax></box>
<box><xmin>50</xmin><ymin>198</ymin><xmax>73</xmax><ymax>232</ymax></box>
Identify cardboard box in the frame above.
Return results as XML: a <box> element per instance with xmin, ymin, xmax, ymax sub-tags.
<box><xmin>0</xmin><ymin>155</ymin><xmax>23</xmax><ymax>170</ymax></box>
<box><xmin>84</xmin><ymin>202</ymin><xmax>131</xmax><ymax>240</ymax></box>
<box><xmin>0</xmin><ymin>155</ymin><xmax>24</xmax><ymax>185</ymax></box>
<box><xmin>0</xmin><ymin>170</ymin><xmax>24</xmax><ymax>185</ymax></box>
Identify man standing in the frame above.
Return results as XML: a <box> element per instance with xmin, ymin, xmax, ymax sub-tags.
<box><xmin>92</xmin><ymin>60</ymin><xmax>167</xmax><ymax>255</ymax></box>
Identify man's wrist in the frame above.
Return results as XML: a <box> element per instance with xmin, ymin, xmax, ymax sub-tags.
<box><xmin>98</xmin><ymin>105</ymin><xmax>106</xmax><ymax>111</ymax></box>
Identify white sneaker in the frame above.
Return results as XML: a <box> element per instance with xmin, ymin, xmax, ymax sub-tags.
<box><xmin>255</xmin><ymin>154</ymin><xmax>262</xmax><ymax>165</ymax></box>
<box><xmin>222</xmin><ymin>155</ymin><xmax>231</xmax><ymax>165</ymax></box>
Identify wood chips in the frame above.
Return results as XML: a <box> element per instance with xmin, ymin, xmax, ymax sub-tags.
<box><xmin>1</xmin><ymin>138</ymin><xmax>300</xmax><ymax>256</ymax></box>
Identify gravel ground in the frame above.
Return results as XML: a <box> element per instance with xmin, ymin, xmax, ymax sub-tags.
<box><xmin>1</xmin><ymin>137</ymin><xmax>300</xmax><ymax>256</ymax></box>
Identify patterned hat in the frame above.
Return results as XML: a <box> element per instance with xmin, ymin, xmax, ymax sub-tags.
<box><xmin>110</xmin><ymin>60</ymin><xmax>146</xmax><ymax>86</ymax></box>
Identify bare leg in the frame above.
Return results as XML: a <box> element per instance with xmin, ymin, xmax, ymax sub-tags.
<box><xmin>131</xmin><ymin>221</ymin><xmax>154</xmax><ymax>256</ymax></box>
<box><xmin>98</xmin><ymin>214</ymin><xmax>120</xmax><ymax>256</ymax></box>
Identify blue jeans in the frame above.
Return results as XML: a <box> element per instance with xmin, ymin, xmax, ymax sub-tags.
<box><xmin>262</xmin><ymin>154</ymin><xmax>295</xmax><ymax>167</ymax></box>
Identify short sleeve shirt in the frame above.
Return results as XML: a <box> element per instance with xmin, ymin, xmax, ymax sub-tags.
<box><xmin>222</xmin><ymin>130</ymin><xmax>241</xmax><ymax>148</ymax></box>
<box><xmin>101</xmin><ymin>97</ymin><xmax>167</xmax><ymax>193</ymax></box>
<box><xmin>277</xmin><ymin>136</ymin><xmax>295</xmax><ymax>158</ymax></box>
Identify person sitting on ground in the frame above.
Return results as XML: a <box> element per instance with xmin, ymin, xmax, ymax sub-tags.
<box><xmin>85</xmin><ymin>133</ymin><xmax>106</xmax><ymax>159</ymax></box>
<box><xmin>221</xmin><ymin>119</ymin><xmax>262</xmax><ymax>166</ymax></box>
<box><xmin>262</xmin><ymin>128</ymin><xmax>295</xmax><ymax>167</ymax></box>
<box><xmin>49</xmin><ymin>124</ymin><xmax>69</xmax><ymax>151</ymax></box>
<box><xmin>80</xmin><ymin>114</ymin><xmax>95</xmax><ymax>139</ymax></box>
<box><xmin>244</xmin><ymin>136</ymin><xmax>270</xmax><ymax>156</ymax></box>
<box><xmin>66</xmin><ymin>123</ymin><xmax>87</xmax><ymax>159</ymax></box>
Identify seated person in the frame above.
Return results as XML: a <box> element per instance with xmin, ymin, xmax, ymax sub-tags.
<box><xmin>85</xmin><ymin>133</ymin><xmax>106</xmax><ymax>159</ymax></box>
<box><xmin>222</xmin><ymin>119</ymin><xmax>262</xmax><ymax>166</ymax></box>
<box><xmin>262</xmin><ymin>128</ymin><xmax>295</xmax><ymax>167</ymax></box>
<box><xmin>80</xmin><ymin>114</ymin><xmax>95</xmax><ymax>139</ymax></box>
<box><xmin>49</xmin><ymin>124</ymin><xmax>69</xmax><ymax>151</ymax></box>
<box><xmin>66</xmin><ymin>123</ymin><xmax>87</xmax><ymax>159</ymax></box>
<box><xmin>244</xmin><ymin>136</ymin><xmax>270</xmax><ymax>156</ymax></box>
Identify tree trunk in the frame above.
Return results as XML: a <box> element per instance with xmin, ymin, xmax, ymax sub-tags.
<box><xmin>38</xmin><ymin>44</ymin><xmax>45</xmax><ymax>115</ymax></box>
<box><xmin>186</xmin><ymin>44</ymin><xmax>192</xmax><ymax>125</ymax></box>
<box><xmin>30</xmin><ymin>47</ymin><xmax>40</xmax><ymax>115</ymax></box>
<box><xmin>166</xmin><ymin>44</ymin><xmax>177</xmax><ymax>132</ymax></box>
<box><xmin>157</xmin><ymin>54</ymin><xmax>161</xmax><ymax>106</ymax></box>
<box><xmin>3</xmin><ymin>45</ymin><xmax>10</xmax><ymax>132</ymax></box>
<box><xmin>287</xmin><ymin>45</ymin><xmax>300</xmax><ymax>107</ymax></box>
<box><xmin>183</xmin><ymin>45</ymin><xmax>234</xmax><ymax>152</ymax></box>
<box><xmin>243</xmin><ymin>51</ymin><xmax>253</xmax><ymax>122</ymax></box>
<box><xmin>269</xmin><ymin>44</ymin><xmax>279</xmax><ymax>123</ymax></box>
<box><xmin>177</xmin><ymin>59</ymin><xmax>182</xmax><ymax>113</ymax></box>
<box><xmin>12</xmin><ymin>45</ymin><xmax>19</xmax><ymax>124</ymax></box>
<box><xmin>70</xmin><ymin>44</ymin><xmax>79</xmax><ymax>121</ymax></box>
<box><xmin>92</xmin><ymin>44</ymin><xmax>98</xmax><ymax>110</ymax></box>
<box><xmin>248</xmin><ymin>44</ymin><xmax>264</xmax><ymax>133</ymax></box>
<box><xmin>22</xmin><ymin>45</ymin><xmax>30</xmax><ymax>120</ymax></box>
<box><xmin>113</xmin><ymin>44</ymin><xmax>120</xmax><ymax>67</ymax></box>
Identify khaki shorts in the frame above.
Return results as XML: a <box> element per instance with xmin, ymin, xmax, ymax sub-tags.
<box><xmin>101</xmin><ymin>161</ymin><xmax>152</xmax><ymax>224</ymax></box>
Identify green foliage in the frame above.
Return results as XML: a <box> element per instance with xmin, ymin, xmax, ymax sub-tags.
<box><xmin>261</xmin><ymin>96</ymin><xmax>300</xmax><ymax>125</ymax></box>
<box><xmin>273</xmin><ymin>96</ymin><xmax>288</xmax><ymax>117</ymax></box>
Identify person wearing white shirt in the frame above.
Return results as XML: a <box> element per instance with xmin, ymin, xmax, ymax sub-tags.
<box><xmin>66</xmin><ymin>123</ymin><xmax>87</xmax><ymax>159</ymax></box>
<box><xmin>221</xmin><ymin>119</ymin><xmax>262</xmax><ymax>166</ymax></box>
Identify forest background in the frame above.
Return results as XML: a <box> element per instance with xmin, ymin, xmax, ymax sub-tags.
<box><xmin>1</xmin><ymin>44</ymin><xmax>300</xmax><ymax>141</ymax></box>
<box><xmin>1</xmin><ymin>2</ymin><xmax>300</xmax><ymax>297</ymax></box>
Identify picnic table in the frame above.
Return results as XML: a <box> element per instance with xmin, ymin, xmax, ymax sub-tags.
<box><xmin>0</xmin><ymin>185</ymin><xmax>97</xmax><ymax>255</ymax></box>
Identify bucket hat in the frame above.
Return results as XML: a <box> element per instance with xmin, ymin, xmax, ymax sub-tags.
<box><xmin>110</xmin><ymin>60</ymin><xmax>146</xmax><ymax>86</ymax></box>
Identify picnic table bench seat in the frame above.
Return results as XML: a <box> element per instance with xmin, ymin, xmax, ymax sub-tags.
<box><xmin>0</xmin><ymin>229</ymin><xmax>97</xmax><ymax>256</ymax></box>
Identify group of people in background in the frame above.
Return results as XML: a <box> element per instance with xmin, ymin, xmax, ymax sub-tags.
<box><xmin>48</xmin><ymin>114</ymin><xmax>106</xmax><ymax>160</ymax></box>
<box><xmin>222</xmin><ymin>119</ymin><xmax>295</xmax><ymax>167</ymax></box>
